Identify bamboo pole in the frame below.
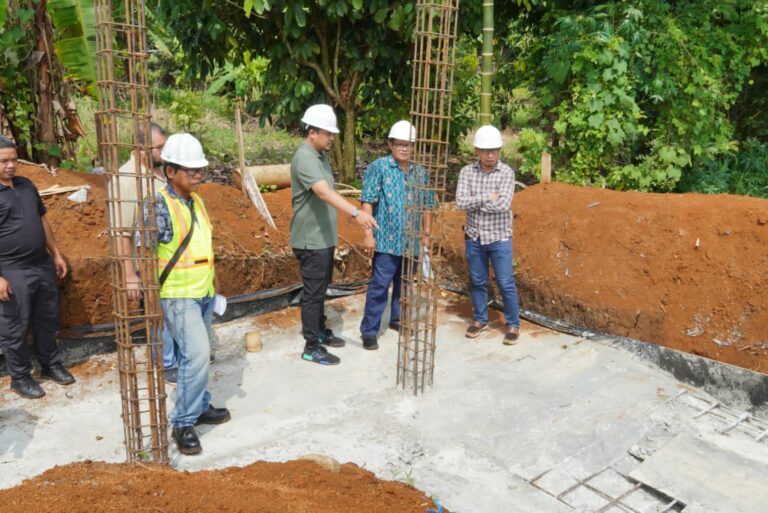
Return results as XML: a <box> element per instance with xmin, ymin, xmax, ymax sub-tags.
<box><xmin>479</xmin><ymin>0</ymin><xmax>494</xmax><ymax>125</ymax></box>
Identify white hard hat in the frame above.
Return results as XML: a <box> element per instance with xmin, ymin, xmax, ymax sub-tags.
<box><xmin>160</xmin><ymin>133</ymin><xmax>209</xmax><ymax>168</ymax></box>
<box><xmin>300</xmin><ymin>104</ymin><xmax>339</xmax><ymax>134</ymax></box>
<box><xmin>388</xmin><ymin>120</ymin><xmax>416</xmax><ymax>142</ymax></box>
<box><xmin>473</xmin><ymin>125</ymin><xmax>503</xmax><ymax>149</ymax></box>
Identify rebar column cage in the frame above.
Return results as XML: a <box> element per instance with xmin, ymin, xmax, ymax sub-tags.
<box><xmin>94</xmin><ymin>0</ymin><xmax>168</xmax><ymax>463</ymax></box>
<box><xmin>398</xmin><ymin>0</ymin><xmax>460</xmax><ymax>394</ymax></box>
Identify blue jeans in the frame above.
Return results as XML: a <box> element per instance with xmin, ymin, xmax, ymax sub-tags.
<box><xmin>162</xmin><ymin>325</ymin><xmax>177</xmax><ymax>370</ymax></box>
<box><xmin>161</xmin><ymin>296</ymin><xmax>213</xmax><ymax>427</ymax></box>
<box><xmin>360</xmin><ymin>252</ymin><xmax>402</xmax><ymax>337</ymax></box>
<box><xmin>465</xmin><ymin>238</ymin><xmax>520</xmax><ymax>327</ymax></box>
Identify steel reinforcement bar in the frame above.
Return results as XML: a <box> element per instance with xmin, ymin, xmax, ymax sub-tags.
<box><xmin>398</xmin><ymin>0</ymin><xmax>460</xmax><ymax>394</ymax></box>
<box><xmin>94</xmin><ymin>0</ymin><xmax>168</xmax><ymax>463</ymax></box>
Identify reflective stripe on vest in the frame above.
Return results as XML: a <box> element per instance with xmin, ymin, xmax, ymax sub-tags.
<box><xmin>156</xmin><ymin>189</ymin><xmax>214</xmax><ymax>298</ymax></box>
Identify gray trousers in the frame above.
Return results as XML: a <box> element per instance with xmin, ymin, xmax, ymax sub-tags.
<box><xmin>0</xmin><ymin>263</ymin><xmax>62</xmax><ymax>379</ymax></box>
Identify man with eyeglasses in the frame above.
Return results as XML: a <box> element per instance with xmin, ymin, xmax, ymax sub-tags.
<box><xmin>290</xmin><ymin>104</ymin><xmax>378</xmax><ymax>365</ymax></box>
<box><xmin>113</xmin><ymin>122</ymin><xmax>181</xmax><ymax>384</ymax></box>
<box><xmin>456</xmin><ymin>125</ymin><xmax>521</xmax><ymax>345</ymax></box>
<box><xmin>359</xmin><ymin>121</ymin><xmax>433</xmax><ymax>350</ymax></box>
<box><xmin>141</xmin><ymin>133</ymin><xmax>230</xmax><ymax>455</ymax></box>
<box><xmin>0</xmin><ymin>135</ymin><xmax>75</xmax><ymax>398</ymax></box>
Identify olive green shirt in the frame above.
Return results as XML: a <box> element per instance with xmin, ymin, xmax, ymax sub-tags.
<box><xmin>289</xmin><ymin>142</ymin><xmax>338</xmax><ymax>249</ymax></box>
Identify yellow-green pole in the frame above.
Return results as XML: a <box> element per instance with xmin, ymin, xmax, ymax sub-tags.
<box><xmin>479</xmin><ymin>0</ymin><xmax>494</xmax><ymax>125</ymax></box>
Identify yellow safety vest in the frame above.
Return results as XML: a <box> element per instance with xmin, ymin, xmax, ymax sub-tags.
<box><xmin>156</xmin><ymin>189</ymin><xmax>215</xmax><ymax>299</ymax></box>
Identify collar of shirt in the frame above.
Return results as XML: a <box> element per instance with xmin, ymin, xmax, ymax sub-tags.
<box><xmin>385</xmin><ymin>154</ymin><xmax>414</xmax><ymax>175</ymax></box>
<box><xmin>0</xmin><ymin>176</ymin><xmax>24</xmax><ymax>191</ymax></box>
<box><xmin>164</xmin><ymin>183</ymin><xmax>194</xmax><ymax>206</ymax></box>
<box><xmin>301</xmin><ymin>142</ymin><xmax>325</xmax><ymax>159</ymax></box>
<box><xmin>473</xmin><ymin>161</ymin><xmax>502</xmax><ymax>174</ymax></box>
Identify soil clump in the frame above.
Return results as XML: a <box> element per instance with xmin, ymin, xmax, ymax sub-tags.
<box><xmin>0</xmin><ymin>460</ymin><xmax>443</xmax><ymax>513</ymax></box>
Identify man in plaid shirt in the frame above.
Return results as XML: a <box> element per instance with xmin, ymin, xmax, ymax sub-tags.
<box><xmin>455</xmin><ymin>125</ymin><xmax>521</xmax><ymax>345</ymax></box>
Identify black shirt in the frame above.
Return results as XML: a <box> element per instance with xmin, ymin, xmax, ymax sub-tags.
<box><xmin>0</xmin><ymin>176</ymin><xmax>49</xmax><ymax>271</ymax></box>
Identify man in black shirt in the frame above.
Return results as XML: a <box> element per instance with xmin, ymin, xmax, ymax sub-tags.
<box><xmin>0</xmin><ymin>135</ymin><xmax>74</xmax><ymax>398</ymax></box>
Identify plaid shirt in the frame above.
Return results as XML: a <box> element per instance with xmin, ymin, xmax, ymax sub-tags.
<box><xmin>455</xmin><ymin>160</ymin><xmax>515</xmax><ymax>245</ymax></box>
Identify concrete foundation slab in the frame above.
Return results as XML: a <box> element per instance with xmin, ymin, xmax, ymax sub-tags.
<box><xmin>630</xmin><ymin>434</ymin><xmax>768</xmax><ymax>513</ymax></box>
<box><xmin>1</xmin><ymin>294</ymin><xmax>767</xmax><ymax>512</ymax></box>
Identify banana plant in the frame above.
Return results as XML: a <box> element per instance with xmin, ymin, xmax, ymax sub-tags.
<box><xmin>46</xmin><ymin>0</ymin><xmax>97</xmax><ymax>94</ymax></box>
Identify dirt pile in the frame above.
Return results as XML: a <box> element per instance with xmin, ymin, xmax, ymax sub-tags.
<box><xmin>0</xmin><ymin>460</ymin><xmax>443</xmax><ymax>513</ymax></box>
<box><xmin>16</xmin><ymin>163</ymin><xmax>768</xmax><ymax>374</ymax></box>
<box><xmin>17</xmin><ymin>162</ymin><xmax>368</xmax><ymax>328</ymax></box>
<box><xmin>440</xmin><ymin>182</ymin><xmax>768</xmax><ymax>373</ymax></box>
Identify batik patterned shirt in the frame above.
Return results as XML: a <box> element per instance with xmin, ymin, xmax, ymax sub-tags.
<box><xmin>361</xmin><ymin>155</ymin><xmax>434</xmax><ymax>256</ymax></box>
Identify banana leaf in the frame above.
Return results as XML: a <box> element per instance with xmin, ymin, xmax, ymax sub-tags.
<box><xmin>47</xmin><ymin>0</ymin><xmax>97</xmax><ymax>94</ymax></box>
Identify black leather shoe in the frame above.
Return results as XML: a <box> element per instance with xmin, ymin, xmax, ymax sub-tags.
<box><xmin>362</xmin><ymin>335</ymin><xmax>379</xmax><ymax>350</ymax></box>
<box><xmin>172</xmin><ymin>426</ymin><xmax>202</xmax><ymax>455</ymax></box>
<box><xmin>40</xmin><ymin>362</ymin><xmax>75</xmax><ymax>385</ymax></box>
<box><xmin>195</xmin><ymin>405</ymin><xmax>231</xmax><ymax>425</ymax></box>
<box><xmin>11</xmin><ymin>375</ymin><xmax>46</xmax><ymax>399</ymax></box>
<box><xmin>388</xmin><ymin>321</ymin><xmax>401</xmax><ymax>332</ymax></box>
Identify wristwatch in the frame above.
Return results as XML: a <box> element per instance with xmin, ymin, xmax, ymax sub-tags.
<box><xmin>351</xmin><ymin>207</ymin><xmax>360</xmax><ymax>218</ymax></box>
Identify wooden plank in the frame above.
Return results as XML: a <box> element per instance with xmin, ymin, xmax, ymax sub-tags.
<box><xmin>540</xmin><ymin>152</ymin><xmax>552</xmax><ymax>183</ymax></box>
<box><xmin>39</xmin><ymin>184</ymin><xmax>85</xmax><ymax>196</ymax></box>
<box><xmin>235</xmin><ymin>103</ymin><xmax>276</xmax><ymax>229</ymax></box>
<box><xmin>234</xmin><ymin>104</ymin><xmax>247</xmax><ymax>194</ymax></box>
<box><xmin>243</xmin><ymin>165</ymin><xmax>277</xmax><ymax>230</ymax></box>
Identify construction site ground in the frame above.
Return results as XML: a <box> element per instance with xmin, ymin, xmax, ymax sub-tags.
<box><xmin>1</xmin><ymin>162</ymin><xmax>768</xmax><ymax>511</ymax></box>
<box><xmin>2</xmin><ymin>294</ymin><xmax>768</xmax><ymax>513</ymax></box>
<box><xmin>16</xmin><ymin>162</ymin><xmax>768</xmax><ymax>374</ymax></box>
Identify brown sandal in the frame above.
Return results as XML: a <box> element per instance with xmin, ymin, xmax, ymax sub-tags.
<box><xmin>465</xmin><ymin>322</ymin><xmax>488</xmax><ymax>339</ymax></box>
<box><xmin>503</xmin><ymin>326</ymin><xmax>520</xmax><ymax>345</ymax></box>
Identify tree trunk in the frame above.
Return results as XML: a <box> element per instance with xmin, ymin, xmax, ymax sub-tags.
<box><xmin>33</xmin><ymin>0</ymin><xmax>57</xmax><ymax>166</ymax></box>
<box><xmin>339</xmin><ymin>105</ymin><xmax>357</xmax><ymax>183</ymax></box>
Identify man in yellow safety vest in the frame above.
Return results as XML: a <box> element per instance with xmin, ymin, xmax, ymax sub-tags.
<box><xmin>143</xmin><ymin>133</ymin><xmax>230</xmax><ymax>455</ymax></box>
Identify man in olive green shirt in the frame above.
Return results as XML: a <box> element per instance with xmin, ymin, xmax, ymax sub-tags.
<box><xmin>291</xmin><ymin>104</ymin><xmax>377</xmax><ymax>365</ymax></box>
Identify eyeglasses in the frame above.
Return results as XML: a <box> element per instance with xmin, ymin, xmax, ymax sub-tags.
<box><xmin>179</xmin><ymin>167</ymin><xmax>206</xmax><ymax>177</ymax></box>
<box><xmin>477</xmin><ymin>149</ymin><xmax>500</xmax><ymax>155</ymax></box>
<box><xmin>391</xmin><ymin>142</ymin><xmax>412</xmax><ymax>150</ymax></box>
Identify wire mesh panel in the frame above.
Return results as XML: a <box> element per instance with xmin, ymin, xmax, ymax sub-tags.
<box><xmin>94</xmin><ymin>0</ymin><xmax>168</xmax><ymax>463</ymax></box>
<box><xmin>397</xmin><ymin>0</ymin><xmax>460</xmax><ymax>394</ymax></box>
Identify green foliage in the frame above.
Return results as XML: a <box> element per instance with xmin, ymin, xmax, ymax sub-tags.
<box><xmin>451</xmin><ymin>36</ymin><xmax>481</xmax><ymax>147</ymax></box>
<box><xmin>205</xmin><ymin>52</ymin><xmax>269</xmax><ymax>102</ymax></box>
<box><xmin>258</xmin><ymin>184</ymin><xmax>278</xmax><ymax>193</ymax></box>
<box><xmin>677</xmin><ymin>138</ymin><xmax>768</xmax><ymax>198</ymax></box>
<box><xmin>167</xmin><ymin>90</ymin><xmax>206</xmax><ymax>134</ymax></box>
<box><xmin>499</xmin><ymin>0</ymin><xmax>768</xmax><ymax>191</ymax></box>
<box><xmin>47</xmin><ymin>0</ymin><xmax>97</xmax><ymax>94</ymax></box>
<box><xmin>0</xmin><ymin>5</ymin><xmax>37</xmax><ymax>153</ymax></box>
<box><xmin>515</xmin><ymin>128</ymin><xmax>549</xmax><ymax>177</ymax></box>
<box><xmin>505</xmin><ymin>87</ymin><xmax>543</xmax><ymax>129</ymax></box>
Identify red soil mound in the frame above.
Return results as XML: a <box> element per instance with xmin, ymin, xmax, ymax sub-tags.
<box><xmin>441</xmin><ymin>182</ymin><xmax>768</xmax><ymax>373</ymax></box>
<box><xmin>0</xmin><ymin>460</ymin><xmax>442</xmax><ymax>513</ymax></box>
<box><xmin>15</xmin><ymin>163</ymin><xmax>768</xmax><ymax>374</ymax></box>
<box><xmin>16</xmin><ymin>163</ymin><xmax>368</xmax><ymax>328</ymax></box>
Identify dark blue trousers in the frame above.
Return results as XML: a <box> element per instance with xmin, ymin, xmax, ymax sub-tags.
<box><xmin>360</xmin><ymin>252</ymin><xmax>402</xmax><ymax>337</ymax></box>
